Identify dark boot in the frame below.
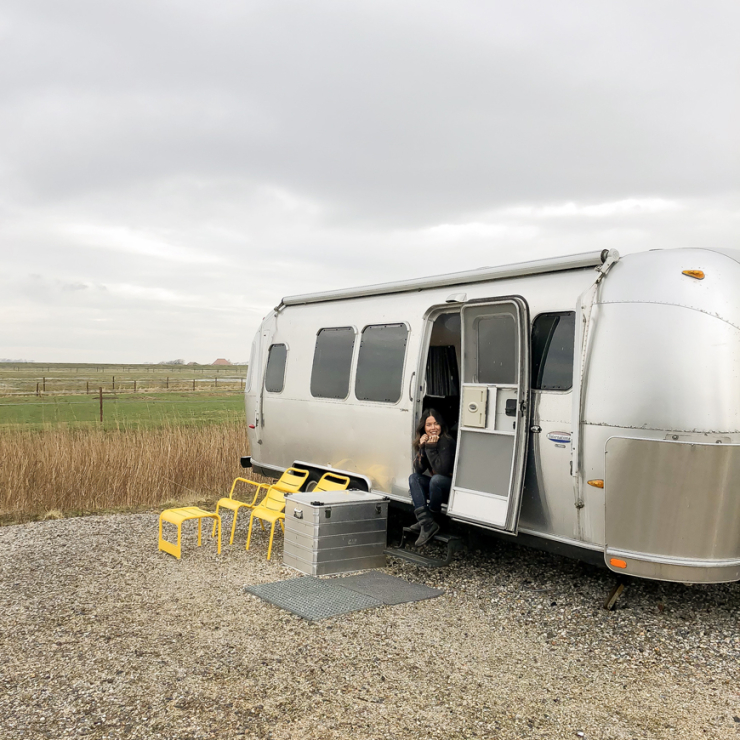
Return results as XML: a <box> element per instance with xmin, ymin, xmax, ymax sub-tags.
<box><xmin>414</xmin><ymin>506</ymin><xmax>440</xmax><ymax>547</ymax></box>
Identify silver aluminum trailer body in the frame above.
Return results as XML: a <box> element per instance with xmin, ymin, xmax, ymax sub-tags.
<box><xmin>244</xmin><ymin>248</ymin><xmax>740</xmax><ymax>584</ymax></box>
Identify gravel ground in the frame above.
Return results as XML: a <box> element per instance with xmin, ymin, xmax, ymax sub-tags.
<box><xmin>1</xmin><ymin>512</ymin><xmax>739</xmax><ymax>740</ymax></box>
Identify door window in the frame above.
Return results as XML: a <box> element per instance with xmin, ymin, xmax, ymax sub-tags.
<box><xmin>355</xmin><ymin>324</ymin><xmax>408</xmax><ymax>403</ymax></box>
<box><xmin>463</xmin><ymin>305</ymin><xmax>518</xmax><ymax>384</ymax></box>
<box><xmin>310</xmin><ymin>327</ymin><xmax>355</xmax><ymax>399</ymax></box>
<box><xmin>264</xmin><ymin>344</ymin><xmax>287</xmax><ymax>393</ymax></box>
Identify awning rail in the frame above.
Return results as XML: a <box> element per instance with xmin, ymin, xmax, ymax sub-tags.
<box><xmin>281</xmin><ymin>250</ymin><xmax>609</xmax><ymax>307</ymax></box>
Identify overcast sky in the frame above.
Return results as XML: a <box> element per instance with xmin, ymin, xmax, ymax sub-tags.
<box><xmin>1</xmin><ymin>1</ymin><xmax>738</xmax><ymax>363</ymax></box>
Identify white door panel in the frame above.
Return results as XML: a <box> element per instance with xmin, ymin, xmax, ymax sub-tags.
<box><xmin>448</xmin><ymin>297</ymin><xmax>531</xmax><ymax>532</ymax></box>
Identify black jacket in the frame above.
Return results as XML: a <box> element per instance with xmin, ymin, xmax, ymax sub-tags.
<box><xmin>413</xmin><ymin>434</ymin><xmax>456</xmax><ymax>478</ymax></box>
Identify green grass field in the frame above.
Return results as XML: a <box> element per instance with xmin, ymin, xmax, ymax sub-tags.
<box><xmin>0</xmin><ymin>392</ymin><xmax>247</xmax><ymax>430</ymax></box>
<box><xmin>0</xmin><ymin>363</ymin><xmax>249</xmax><ymax>429</ymax></box>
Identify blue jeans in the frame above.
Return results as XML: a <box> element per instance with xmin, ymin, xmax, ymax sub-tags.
<box><xmin>409</xmin><ymin>473</ymin><xmax>451</xmax><ymax>514</ymax></box>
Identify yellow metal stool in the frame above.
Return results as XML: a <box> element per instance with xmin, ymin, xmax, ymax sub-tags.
<box><xmin>159</xmin><ymin>506</ymin><xmax>222</xmax><ymax>559</ymax></box>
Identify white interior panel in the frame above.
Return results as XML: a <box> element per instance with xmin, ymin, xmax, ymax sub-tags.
<box><xmin>449</xmin><ymin>489</ymin><xmax>509</xmax><ymax>527</ymax></box>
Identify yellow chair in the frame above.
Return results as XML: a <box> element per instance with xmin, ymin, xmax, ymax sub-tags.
<box><xmin>212</xmin><ymin>477</ymin><xmax>271</xmax><ymax>545</ymax></box>
<box><xmin>245</xmin><ymin>467</ymin><xmax>309</xmax><ymax>560</ymax></box>
<box><xmin>313</xmin><ymin>472</ymin><xmax>351</xmax><ymax>493</ymax></box>
<box><xmin>159</xmin><ymin>506</ymin><xmax>222</xmax><ymax>560</ymax></box>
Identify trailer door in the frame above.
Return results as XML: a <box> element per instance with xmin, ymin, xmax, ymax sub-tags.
<box><xmin>447</xmin><ymin>297</ymin><xmax>530</xmax><ymax>532</ymax></box>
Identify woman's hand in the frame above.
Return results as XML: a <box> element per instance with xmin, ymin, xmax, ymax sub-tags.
<box><xmin>426</xmin><ymin>434</ymin><xmax>439</xmax><ymax>445</ymax></box>
<box><xmin>419</xmin><ymin>434</ymin><xmax>429</xmax><ymax>446</ymax></box>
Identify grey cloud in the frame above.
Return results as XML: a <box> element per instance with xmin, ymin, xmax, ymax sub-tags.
<box><xmin>59</xmin><ymin>280</ymin><xmax>89</xmax><ymax>292</ymax></box>
<box><xmin>0</xmin><ymin>1</ymin><xmax>738</xmax><ymax>361</ymax></box>
<box><xmin>3</xmin><ymin>2</ymin><xmax>738</xmax><ymax>217</ymax></box>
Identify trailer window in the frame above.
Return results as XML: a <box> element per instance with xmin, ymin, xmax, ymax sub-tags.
<box><xmin>355</xmin><ymin>324</ymin><xmax>408</xmax><ymax>403</ymax></box>
<box><xmin>531</xmin><ymin>312</ymin><xmax>575</xmax><ymax>391</ymax></box>
<box><xmin>473</xmin><ymin>313</ymin><xmax>518</xmax><ymax>385</ymax></box>
<box><xmin>311</xmin><ymin>327</ymin><xmax>356</xmax><ymax>399</ymax></box>
<box><xmin>264</xmin><ymin>344</ymin><xmax>287</xmax><ymax>393</ymax></box>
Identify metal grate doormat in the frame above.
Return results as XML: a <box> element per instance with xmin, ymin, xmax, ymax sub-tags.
<box><xmin>338</xmin><ymin>570</ymin><xmax>444</xmax><ymax>605</ymax></box>
<box><xmin>245</xmin><ymin>577</ymin><xmax>381</xmax><ymax>620</ymax></box>
<box><xmin>245</xmin><ymin>572</ymin><xmax>444</xmax><ymax>620</ymax></box>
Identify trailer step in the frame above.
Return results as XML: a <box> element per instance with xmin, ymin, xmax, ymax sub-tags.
<box><xmin>385</xmin><ymin>528</ymin><xmax>465</xmax><ymax>568</ymax></box>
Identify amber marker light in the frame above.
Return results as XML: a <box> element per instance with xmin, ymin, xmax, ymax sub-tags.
<box><xmin>587</xmin><ymin>479</ymin><xmax>604</xmax><ymax>488</ymax></box>
<box><xmin>610</xmin><ymin>558</ymin><xmax>627</xmax><ymax>569</ymax></box>
<box><xmin>682</xmin><ymin>270</ymin><xmax>705</xmax><ymax>279</ymax></box>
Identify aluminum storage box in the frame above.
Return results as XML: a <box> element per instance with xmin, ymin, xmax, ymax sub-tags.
<box><xmin>283</xmin><ymin>490</ymin><xmax>388</xmax><ymax>576</ymax></box>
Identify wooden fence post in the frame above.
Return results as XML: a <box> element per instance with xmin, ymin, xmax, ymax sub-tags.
<box><xmin>193</xmin><ymin>378</ymin><xmax>195</xmax><ymax>391</ymax></box>
<box><xmin>99</xmin><ymin>387</ymin><xmax>103</xmax><ymax>423</ymax></box>
<box><xmin>112</xmin><ymin>375</ymin><xmax>115</xmax><ymax>391</ymax></box>
<box><xmin>36</xmin><ymin>382</ymin><xmax>39</xmax><ymax>397</ymax></box>
<box><xmin>43</xmin><ymin>377</ymin><xmax>46</xmax><ymax>392</ymax></box>
<box><xmin>166</xmin><ymin>376</ymin><xmax>169</xmax><ymax>390</ymax></box>
<box><xmin>134</xmin><ymin>380</ymin><xmax>137</xmax><ymax>393</ymax></box>
<box><xmin>86</xmin><ymin>381</ymin><xmax>89</xmax><ymax>394</ymax></box>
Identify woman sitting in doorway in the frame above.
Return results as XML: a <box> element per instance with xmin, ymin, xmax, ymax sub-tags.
<box><xmin>409</xmin><ymin>408</ymin><xmax>456</xmax><ymax>546</ymax></box>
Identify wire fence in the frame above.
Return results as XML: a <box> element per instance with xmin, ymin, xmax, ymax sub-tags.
<box><xmin>0</xmin><ymin>368</ymin><xmax>248</xmax><ymax>398</ymax></box>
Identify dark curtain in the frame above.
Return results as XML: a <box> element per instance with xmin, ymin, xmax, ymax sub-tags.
<box><xmin>425</xmin><ymin>346</ymin><xmax>459</xmax><ymax>397</ymax></box>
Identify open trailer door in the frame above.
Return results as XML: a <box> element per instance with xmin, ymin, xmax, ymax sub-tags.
<box><xmin>447</xmin><ymin>297</ymin><xmax>530</xmax><ymax>532</ymax></box>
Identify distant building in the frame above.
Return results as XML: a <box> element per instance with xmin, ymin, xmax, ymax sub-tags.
<box><xmin>212</xmin><ymin>358</ymin><xmax>232</xmax><ymax>366</ymax></box>
<box><xmin>187</xmin><ymin>361</ymin><xmax>199</xmax><ymax>365</ymax></box>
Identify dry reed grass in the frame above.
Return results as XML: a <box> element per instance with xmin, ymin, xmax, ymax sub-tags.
<box><xmin>0</xmin><ymin>422</ymin><xmax>263</xmax><ymax>523</ymax></box>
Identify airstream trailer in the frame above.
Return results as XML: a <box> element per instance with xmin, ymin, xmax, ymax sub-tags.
<box><xmin>243</xmin><ymin>247</ymin><xmax>740</xmax><ymax>584</ymax></box>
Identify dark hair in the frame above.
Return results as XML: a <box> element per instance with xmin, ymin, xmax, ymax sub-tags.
<box><xmin>413</xmin><ymin>408</ymin><xmax>449</xmax><ymax>452</ymax></box>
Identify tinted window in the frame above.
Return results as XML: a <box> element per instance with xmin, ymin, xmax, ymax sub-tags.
<box><xmin>355</xmin><ymin>324</ymin><xmax>408</xmax><ymax>403</ymax></box>
<box><xmin>311</xmin><ymin>327</ymin><xmax>355</xmax><ymax>399</ymax></box>
<box><xmin>476</xmin><ymin>314</ymin><xmax>517</xmax><ymax>384</ymax></box>
<box><xmin>264</xmin><ymin>344</ymin><xmax>287</xmax><ymax>393</ymax></box>
<box><xmin>531</xmin><ymin>312</ymin><xmax>575</xmax><ymax>390</ymax></box>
